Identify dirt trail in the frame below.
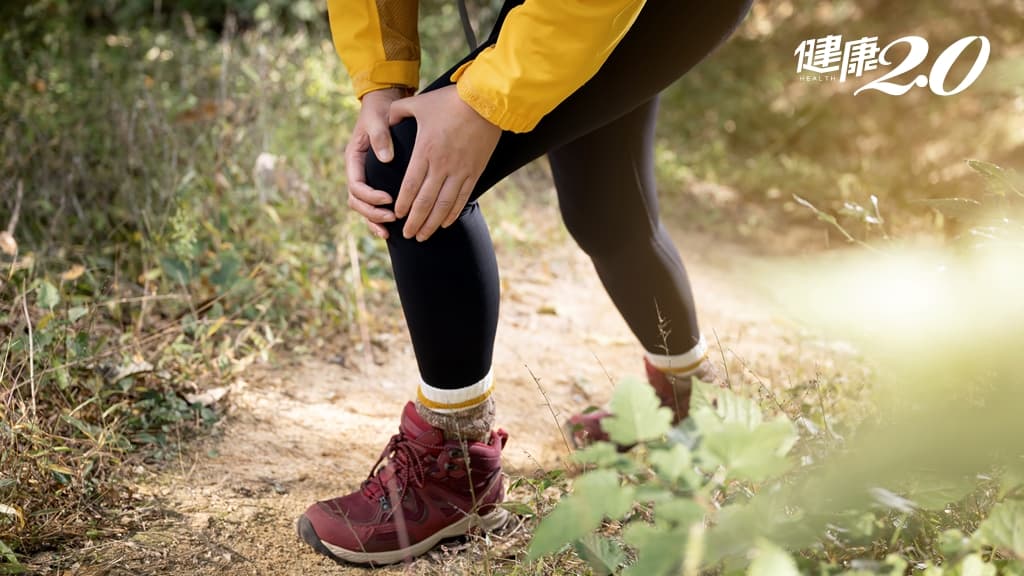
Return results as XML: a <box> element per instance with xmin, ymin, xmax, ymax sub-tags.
<box><xmin>62</xmin><ymin>202</ymin><xmax>856</xmax><ymax>575</ymax></box>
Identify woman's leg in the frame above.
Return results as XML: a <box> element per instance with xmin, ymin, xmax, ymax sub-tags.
<box><xmin>367</xmin><ymin>0</ymin><xmax>752</xmax><ymax>399</ymax></box>
<box><xmin>552</xmin><ymin>98</ymin><xmax>721</xmax><ymax>446</ymax></box>
<box><xmin>549</xmin><ymin>97</ymin><xmax>701</xmax><ymax>356</ymax></box>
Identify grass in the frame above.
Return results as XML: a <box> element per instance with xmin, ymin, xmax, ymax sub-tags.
<box><xmin>0</xmin><ymin>18</ymin><xmax>388</xmax><ymax>563</ymax></box>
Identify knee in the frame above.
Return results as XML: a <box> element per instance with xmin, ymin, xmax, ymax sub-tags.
<box><xmin>363</xmin><ymin>117</ymin><xmax>418</xmax><ymax>197</ymax></box>
<box><xmin>561</xmin><ymin>206</ymin><xmax>658</xmax><ymax>258</ymax></box>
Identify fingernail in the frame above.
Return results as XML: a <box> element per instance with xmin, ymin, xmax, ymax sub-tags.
<box><xmin>380</xmin><ymin>148</ymin><xmax>393</xmax><ymax>162</ymax></box>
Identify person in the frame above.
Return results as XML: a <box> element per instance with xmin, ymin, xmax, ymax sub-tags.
<box><xmin>297</xmin><ymin>0</ymin><xmax>752</xmax><ymax>565</ymax></box>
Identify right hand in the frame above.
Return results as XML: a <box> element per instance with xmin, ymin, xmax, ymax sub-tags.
<box><xmin>346</xmin><ymin>87</ymin><xmax>407</xmax><ymax>239</ymax></box>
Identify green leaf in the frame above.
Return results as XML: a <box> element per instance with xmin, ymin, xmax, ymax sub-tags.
<box><xmin>622</xmin><ymin>523</ymin><xmax>688</xmax><ymax>576</ymax></box>
<box><xmin>967</xmin><ymin>159</ymin><xmax>1024</xmax><ymax>198</ymax></box>
<box><xmin>528</xmin><ymin>470</ymin><xmax>634</xmax><ymax>559</ymax></box>
<box><xmin>913</xmin><ymin>198</ymin><xmax>984</xmax><ymax>219</ymax></box>
<box><xmin>973</xmin><ymin>501</ymin><xmax>1024</xmax><ymax>556</ymax></box>
<box><xmin>602</xmin><ymin>377</ymin><xmax>673</xmax><ymax>445</ymax></box>
<box><xmin>0</xmin><ymin>539</ymin><xmax>25</xmax><ymax>574</ymax></box>
<box><xmin>690</xmin><ymin>386</ymin><xmax>797</xmax><ymax>482</ymax></box>
<box><xmin>210</xmin><ymin>251</ymin><xmax>241</xmax><ymax>288</ymax></box>
<box><xmin>573</xmin><ymin>441</ymin><xmax>622</xmax><ymax>467</ymax></box>
<box><xmin>67</xmin><ymin>305</ymin><xmax>88</xmax><ymax>323</ymax></box>
<box><xmin>36</xmin><ymin>280</ymin><xmax>60</xmax><ymax>310</ymax></box>
<box><xmin>574</xmin><ymin>534</ymin><xmax>625</xmax><ymax>576</ymax></box>
<box><xmin>160</xmin><ymin>256</ymin><xmax>191</xmax><ymax>285</ymax></box>
<box><xmin>654</xmin><ymin>499</ymin><xmax>704</xmax><ymax>528</ymax></box>
<box><xmin>748</xmin><ymin>540</ymin><xmax>799</xmax><ymax>576</ymax></box>
<box><xmin>938</xmin><ymin>529</ymin><xmax>968</xmax><ymax>559</ymax></box>
<box><xmin>634</xmin><ymin>485</ymin><xmax>674</xmax><ymax>504</ymax></box>
<box><xmin>54</xmin><ymin>361</ymin><xmax>69</xmax><ymax>390</ymax></box>
<box><xmin>62</xmin><ymin>414</ymin><xmax>102</xmax><ymax>439</ymax></box>
<box><xmin>959</xmin><ymin>553</ymin><xmax>996</xmax><ymax>576</ymax></box>
<box><xmin>499</xmin><ymin>501</ymin><xmax>535</xmax><ymax>517</ymax></box>
<box><xmin>884</xmin><ymin>554</ymin><xmax>909</xmax><ymax>575</ymax></box>
<box><xmin>690</xmin><ymin>379</ymin><xmax>718</xmax><ymax>413</ymax></box>
<box><xmin>649</xmin><ymin>443</ymin><xmax>693</xmax><ymax>484</ymax></box>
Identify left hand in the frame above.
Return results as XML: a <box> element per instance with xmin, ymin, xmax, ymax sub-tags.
<box><xmin>388</xmin><ymin>85</ymin><xmax>502</xmax><ymax>241</ymax></box>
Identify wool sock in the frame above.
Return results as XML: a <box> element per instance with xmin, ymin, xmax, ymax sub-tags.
<box><xmin>645</xmin><ymin>334</ymin><xmax>720</xmax><ymax>389</ymax></box>
<box><xmin>415</xmin><ymin>370</ymin><xmax>495</xmax><ymax>443</ymax></box>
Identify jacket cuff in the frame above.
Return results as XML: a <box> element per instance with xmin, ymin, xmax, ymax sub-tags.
<box><xmin>451</xmin><ymin>52</ymin><xmax>543</xmax><ymax>134</ymax></box>
<box><xmin>352</xmin><ymin>60</ymin><xmax>420</xmax><ymax>99</ymax></box>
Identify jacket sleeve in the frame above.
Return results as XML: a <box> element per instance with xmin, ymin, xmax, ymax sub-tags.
<box><xmin>326</xmin><ymin>0</ymin><xmax>421</xmax><ymax>98</ymax></box>
<box><xmin>451</xmin><ymin>0</ymin><xmax>646</xmax><ymax>133</ymax></box>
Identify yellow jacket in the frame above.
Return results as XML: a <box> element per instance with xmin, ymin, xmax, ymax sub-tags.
<box><xmin>326</xmin><ymin>0</ymin><xmax>646</xmax><ymax>133</ymax></box>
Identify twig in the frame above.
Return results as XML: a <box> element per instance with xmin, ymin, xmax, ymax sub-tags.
<box><xmin>813</xmin><ymin>373</ymin><xmax>836</xmax><ymax>441</ymax></box>
<box><xmin>589</xmin><ymin>349</ymin><xmax>615</xmax><ymax>390</ymax></box>
<box><xmin>653</xmin><ymin>299</ymin><xmax>672</xmax><ymax>357</ymax></box>
<box><xmin>729</xmin><ymin>349</ymin><xmax>789</xmax><ymax>417</ymax></box>
<box><xmin>21</xmin><ymin>281</ymin><xmax>36</xmax><ymax>418</ymax></box>
<box><xmin>524</xmin><ymin>363</ymin><xmax>573</xmax><ymax>457</ymax></box>
<box><xmin>712</xmin><ymin>328</ymin><xmax>731</xmax><ymax>389</ymax></box>
<box><xmin>6</xmin><ymin>181</ymin><xmax>23</xmax><ymax>234</ymax></box>
<box><xmin>451</xmin><ymin>419</ymin><xmax>493</xmax><ymax>576</ymax></box>
<box><xmin>347</xmin><ymin>234</ymin><xmax>373</xmax><ymax>370</ymax></box>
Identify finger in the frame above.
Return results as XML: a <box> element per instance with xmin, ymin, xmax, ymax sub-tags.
<box><xmin>388</xmin><ymin>97</ymin><xmax>415</xmax><ymax>126</ymax></box>
<box><xmin>347</xmin><ymin>133</ymin><xmax>394</xmax><ymax>205</ymax></box>
<box><xmin>345</xmin><ymin>134</ymin><xmax>369</xmax><ymax>186</ymax></box>
<box><xmin>403</xmin><ymin>172</ymin><xmax>445</xmax><ymax>239</ymax></box>
<box><xmin>395</xmin><ymin>155</ymin><xmax>427</xmax><ymax>219</ymax></box>
<box><xmin>349</xmin><ymin>180</ymin><xmax>393</xmax><ymax>206</ymax></box>
<box><xmin>417</xmin><ymin>176</ymin><xmax>465</xmax><ymax>241</ymax></box>
<box><xmin>365</xmin><ymin>117</ymin><xmax>394</xmax><ymax>163</ymax></box>
<box><xmin>442</xmin><ymin>178</ymin><xmax>476</xmax><ymax>229</ymax></box>
<box><xmin>348</xmin><ymin>194</ymin><xmax>397</xmax><ymax>224</ymax></box>
<box><xmin>368</xmin><ymin>221</ymin><xmax>389</xmax><ymax>240</ymax></box>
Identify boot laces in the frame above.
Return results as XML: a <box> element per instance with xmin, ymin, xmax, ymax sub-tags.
<box><xmin>361</xmin><ymin>432</ymin><xmax>442</xmax><ymax>504</ymax></box>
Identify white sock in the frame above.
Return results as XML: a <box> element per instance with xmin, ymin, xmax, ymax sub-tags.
<box><xmin>416</xmin><ymin>369</ymin><xmax>494</xmax><ymax>413</ymax></box>
<box><xmin>645</xmin><ymin>334</ymin><xmax>709</xmax><ymax>376</ymax></box>
<box><xmin>415</xmin><ymin>369</ymin><xmax>495</xmax><ymax>442</ymax></box>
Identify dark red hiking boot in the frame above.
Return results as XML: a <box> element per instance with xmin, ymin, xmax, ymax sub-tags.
<box><xmin>297</xmin><ymin>402</ymin><xmax>509</xmax><ymax>565</ymax></box>
<box><xmin>566</xmin><ymin>357</ymin><xmax>718</xmax><ymax>447</ymax></box>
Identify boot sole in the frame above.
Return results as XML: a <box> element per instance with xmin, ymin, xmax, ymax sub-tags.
<box><xmin>297</xmin><ymin>506</ymin><xmax>510</xmax><ymax>566</ymax></box>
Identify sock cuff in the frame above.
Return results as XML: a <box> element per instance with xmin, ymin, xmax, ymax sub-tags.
<box><xmin>417</xmin><ymin>369</ymin><xmax>494</xmax><ymax>414</ymax></box>
<box><xmin>645</xmin><ymin>334</ymin><xmax>709</xmax><ymax>375</ymax></box>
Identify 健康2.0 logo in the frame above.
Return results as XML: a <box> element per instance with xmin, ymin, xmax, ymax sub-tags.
<box><xmin>794</xmin><ymin>35</ymin><xmax>990</xmax><ymax>96</ymax></box>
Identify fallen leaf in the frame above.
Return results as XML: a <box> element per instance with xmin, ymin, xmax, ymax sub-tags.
<box><xmin>0</xmin><ymin>503</ymin><xmax>25</xmax><ymax>529</ymax></box>
<box><xmin>104</xmin><ymin>360</ymin><xmax>155</xmax><ymax>383</ymax></box>
<box><xmin>0</xmin><ymin>231</ymin><xmax>16</xmax><ymax>255</ymax></box>
<box><xmin>61</xmin><ymin>264</ymin><xmax>86</xmax><ymax>281</ymax></box>
<box><xmin>185</xmin><ymin>386</ymin><xmax>229</xmax><ymax>406</ymax></box>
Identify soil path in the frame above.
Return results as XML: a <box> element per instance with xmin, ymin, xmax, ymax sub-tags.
<box><xmin>68</xmin><ymin>201</ymin><xmax>852</xmax><ymax>575</ymax></box>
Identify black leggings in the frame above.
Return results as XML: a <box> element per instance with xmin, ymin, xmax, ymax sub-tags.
<box><xmin>365</xmin><ymin>0</ymin><xmax>752</xmax><ymax>390</ymax></box>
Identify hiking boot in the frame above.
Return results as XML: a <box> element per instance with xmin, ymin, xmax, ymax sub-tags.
<box><xmin>566</xmin><ymin>357</ymin><xmax>719</xmax><ymax>447</ymax></box>
<box><xmin>297</xmin><ymin>402</ymin><xmax>509</xmax><ymax>565</ymax></box>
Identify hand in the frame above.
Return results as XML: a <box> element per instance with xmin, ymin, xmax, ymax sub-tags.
<box><xmin>389</xmin><ymin>85</ymin><xmax>501</xmax><ymax>241</ymax></box>
<box><xmin>346</xmin><ymin>87</ymin><xmax>406</xmax><ymax>239</ymax></box>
